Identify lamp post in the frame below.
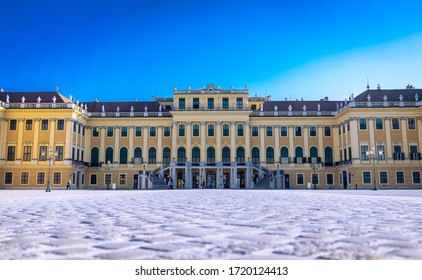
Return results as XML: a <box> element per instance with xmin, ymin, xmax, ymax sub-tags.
<box><xmin>366</xmin><ymin>145</ymin><xmax>383</xmax><ymax>191</ymax></box>
<box><xmin>43</xmin><ymin>146</ymin><xmax>58</xmax><ymax>192</ymax></box>
<box><xmin>104</xmin><ymin>160</ymin><xmax>113</xmax><ymax>190</ymax></box>
<box><xmin>310</xmin><ymin>163</ymin><xmax>319</xmax><ymax>189</ymax></box>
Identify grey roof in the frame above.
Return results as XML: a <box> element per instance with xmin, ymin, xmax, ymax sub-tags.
<box><xmin>0</xmin><ymin>91</ymin><xmax>68</xmax><ymax>103</ymax></box>
<box><xmin>263</xmin><ymin>100</ymin><xmax>340</xmax><ymax>111</ymax></box>
<box><xmin>354</xmin><ymin>89</ymin><xmax>420</xmax><ymax>102</ymax></box>
<box><xmin>85</xmin><ymin>101</ymin><xmax>162</xmax><ymax>112</ymax></box>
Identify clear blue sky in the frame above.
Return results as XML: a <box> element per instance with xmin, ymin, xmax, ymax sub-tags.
<box><xmin>1</xmin><ymin>0</ymin><xmax>422</xmax><ymax>102</ymax></box>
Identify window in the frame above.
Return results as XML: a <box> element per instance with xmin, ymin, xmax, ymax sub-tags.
<box><xmin>119</xmin><ymin>174</ymin><xmax>127</xmax><ymax>185</ymax></box>
<box><xmin>377</xmin><ymin>145</ymin><xmax>385</xmax><ymax>160</ymax></box>
<box><xmin>392</xmin><ymin>118</ymin><xmax>400</xmax><ymax>130</ymax></box>
<box><xmin>23</xmin><ymin>146</ymin><xmax>31</xmax><ymax>161</ymax></box>
<box><xmin>207</xmin><ymin>147</ymin><xmax>215</xmax><ymax>163</ymax></box>
<box><xmin>252</xmin><ymin>126</ymin><xmax>258</xmax><ymax>137</ymax></box>
<box><xmin>223</xmin><ymin>124</ymin><xmax>229</xmax><ymax>137</ymax></box>
<box><xmin>192</xmin><ymin>147</ymin><xmax>200</xmax><ymax>164</ymax></box>
<box><xmin>41</xmin><ymin>119</ymin><xmax>48</xmax><ymax>130</ymax></box>
<box><xmin>39</xmin><ymin>146</ymin><xmax>47</xmax><ymax>161</ymax></box>
<box><xmin>21</xmin><ymin>172</ymin><xmax>29</xmax><ymax>185</ymax></box>
<box><xmin>376</xmin><ymin>118</ymin><xmax>383</xmax><ymax>130</ymax></box>
<box><xmin>281</xmin><ymin>126</ymin><xmax>287</xmax><ymax>137</ymax></box>
<box><xmin>91</xmin><ymin>147</ymin><xmax>99</xmax><ymax>166</ymax></box>
<box><xmin>73</xmin><ymin>122</ymin><xmax>76</xmax><ymax>132</ymax></box>
<box><xmin>359</xmin><ymin>118</ymin><xmax>367</xmax><ymax>130</ymax></box>
<box><xmin>251</xmin><ymin>104</ymin><xmax>257</xmax><ymax>111</ymax></box>
<box><xmin>236</xmin><ymin>147</ymin><xmax>245</xmax><ymax>163</ymax></box>
<box><xmin>150</xmin><ymin>127</ymin><xmax>156</xmax><ymax>137</ymax></box>
<box><xmin>297</xmin><ymin>174</ymin><xmax>304</xmax><ymax>185</ymax></box>
<box><xmin>237</xmin><ymin>124</ymin><xmax>244</xmax><ymax>137</ymax></box>
<box><xmin>380</xmin><ymin>172</ymin><xmax>388</xmax><ymax>184</ymax></box>
<box><xmin>53</xmin><ymin>172</ymin><xmax>61</xmax><ymax>185</ymax></box>
<box><xmin>54</xmin><ymin>146</ymin><xmax>63</xmax><ymax>161</ymax></box>
<box><xmin>312</xmin><ymin>173</ymin><xmax>319</xmax><ymax>185</ymax></box>
<box><xmin>324</xmin><ymin>126</ymin><xmax>331</xmax><ymax>136</ymax></box>
<box><xmin>90</xmin><ymin>174</ymin><xmax>97</xmax><ymax>185</ymax></box>
<box><xmin>222</xmin><ymin>98</ymin><xmax>229</xmax><ymax>109</ymax></box>
<box><xmin>281</xmin><ymin>147</ymin><xmax>289</xmax><ymax>163</ymax></box>
<box><xmin>134</xmin><ymin>147</ymin><xmax>142</xmax><ymax>162</ymax></box>
<box><xmin>78</xmin><ymin>124</ymin><xmax>81</xmax><ymax>134</ymax></box>
<box><xmin>295</xmin><ymin>126</ymin><xmax>302</xmax><ymax>136</ymax></box>
<box><xmin>408</xmin><ymin>118</ymin><xmax>416</xmax><ymax>129</ymax></box>
<box><xmin>295</xmin><ymin>147</ymin><xmax>304</xmax><ymax>163</ymax></box>
<box><xmin>25</xmin><ymin>120</ymin><xmax>33</xmax><ymax>130</ymax></box>
<box><xmin>324</xmin><ymin>147</ymin><xmax>333</xmax><ymax>165</ymax></box>
<box><xmin>193</xmin><ymin>124</ymin><xmax>200</xmax><ymax>137</ymax></box>
<box><xmin>177</xmin><ymin>147</ymin><xmax>186</xmax><ymax>163</ymax></box>
<box><xmin>266</xmin><ymin>147</ymin><xmax>274</xmax><ymax>164</ymax></box>
<box><xmin>105</xmin><ymin>147</ymin><xmax>113</xmax><ymax>163</ymax></box>
<box><xmin>347</xmin><ymin>122</ymin><xmax>350</xmax><ymax>131</ymax></box>
<box><xmin>72</xmin><ymin>147</ymin><xmax>75</xmax><ymax>161</ymax></box>
<box><xmin>148</xmin><ymin>147</ymin><xmax>156</xmax><ymax>164</ymax></box>
<box><xmin>207</xmin><ymin>98</ymin><xmax>214</xmax><ymax>109</ymax></box>
<box><xmin>120</xmin><ymin>147</ymin><xmax>128</xmax><ymax>164</ymax></box>
<box><xmin>309</xmin><ymin>126</ymin><xmax>316</xmax><ymax>137</ymax></box>
<box><xmin>37</xmin><ymin>172</ymin><xmax>45</xmax><ymax>185</ymax></box>
<box><xmin>363</xmin><ymin>171</ymin><xmax>371</xmax><ymax>184</ymax></box>
<box><xmin>326</xmin><ymin>174</ymin><xmax>334</xmax><ymax>185</ymax></box>
<box><xmin>57</xmin><ymin>119</ymin><xmax>65</xmax><ymax>130</ymax></box>
<box><xmin>82</xmin><ymin>126</ymin><xmax>85</xmax><ymax>136</ymax></box>
<box><xmin>105</xmin><ymin>174</ymin><xmax>112</xmax><ymax>186</ymax></box>
<box><xmin>413</xmin><ymin>171</ymin><xmax>421</xmax><ymax>184</ymax></box>
<box><xmin>208</xmin><ymin>124</ymin><xmax>214</xmax><ymax>137</ymax></box>
<box><xmin>410</xmin><ymin>145</ymin><xmax>420</xmax><ymax>160</ymax></box>
<box><xmin>342</xmin><ymin>124</ymin><xmax>345</xmax><ymax>134</ymax></box>
<box><xmin>5</xmin><ymin>172</ymin><xmax>13</xmax><ymax>184</ymax></box>
<box><xmin>163</xmin><ymin>147</ymin><xmax>171</xmax><ymax>164</ymax></box>
<box><xmin>222</xmin><ymin>147</ymin><xmax>230</xmax><ymax>163</ymax></box>
<box><xmin>361</xmin><ymin>145</ymin><xmax>369</xmax><ymax>160</ymax></box>
<box><xmin>252</xmin><ymin>147</ymin><xmax>260</xmax><ymax>164</ymax></box>
<box><xmin>135</xmin><ymin>127</ymin><xmax>142</xmax><ymax>137</ymax></box>
<box><xmin>121</xmin><ymin>127</ymin><xmax>128</xmax><ymax>137</ymax></box>
<box><xmin>193</xmin><ymin>98</ymin><xmax>200</xmax><ymax>109</ymax></box>
<box><xmin>236</xmin><ymin>98</ymin><xmax>243</xmax><ymax>109</ymax></box>
<box><xmin>164</xmin><ymin>126</ymin><xmax>170</xmax><ymax>137</ymax></box>
<box><xmin>179</xmin><ymin>124</ymin><xmax>185</xmax><ymax>137</ymax></box>
<box><xmin>179</xmin><ymin>98</ymin><xmax>185</xmax><ymax>109</ymax></box>
<box><xmin>107</xmin><ymin>127</ymin><xmax>114</xmax><ymax>137</ymax></box>
<box><xmin>93</xmin><ymin>127</ymin><xmax>99</xmax><ymax>137</ymax></box>
<box><xmin>7</xmin><ymin>146</ymin><xmax>15</xmax><ymax>161</ymax></box>
<box><xmin>310</xmin><ymin>147</ymin><xmax>318</xmax><ymax>163</ymax></box>
<box><xmin>396</xmin><ymin>171</ymin><xmax>404</xmax><ymax>184</ymax></box>
<box><xmin>338</xmin><ymin>126</ymin><xmax>342</xmax><ymax>135</ymax></box>
<box><xmin>9</xmin><ymin>119</ymin><xmax>17</xmax><ymax>130</ymax></box>
<box><xmin>393</xmin><ymin>145</ymin><xmax>403</xmax><ymax>160</ymax></box>
<box><xmin>266</xmin><ymin>126</ymin><xmax>273</xmax><ymax>137</ymax></box>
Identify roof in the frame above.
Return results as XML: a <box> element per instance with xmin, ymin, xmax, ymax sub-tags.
<box><xmin>262</xmin><ymin>100</ymin><xmax>340</xmax><ymax>112</ymax></box>
<box><xmin>85</xmin><ymin>101</ymin><xmax>162</xmax><ymax>112</ymax></box>
<box><xmin>0</xmin><ymin>91</ymin><xmax>69</xmax><ymax>103</ymax></box>
<box><xmin>354</xmin><ymin>89</ymin><xmax>420</xmax><ymax>102</ymax></box>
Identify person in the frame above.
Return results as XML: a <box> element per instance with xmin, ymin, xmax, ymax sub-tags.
<box><xmin>168</xmin><ymin>177</ymin><xmax>173</xmax><ymax>189</ymax></box>
<box><xmin>201</xmin><ymin>179</ymin><xmax>205</xmax><ymax>189</ymax></box>
<box><xmin>66</xmin><ymin>179</ymin><xmax>71</xmax><ymax>190</ymax></box>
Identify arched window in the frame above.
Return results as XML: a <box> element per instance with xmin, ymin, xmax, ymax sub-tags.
<box><xmin>163</xmin><ymin>147</ymin><xmax>171</xmax><ymax>164</ymax></box>
<box><xmin>91</xmin><ymin>147</ymin><xmax>99</xmax><ymax>167</ymax></box>
<box><xmin>148</xmin><ymin>147</ymin><xmax>156</xmax><ymax>164</ymax></box>
<box><xmin>266</xmin><ymin>147</ymin><xmax>274</xmax><ymax>164</ymax></box>
<box><xmin>207</xmin><ymin>147</ymin><xmax>215</xmax><ymax>163</ymax></box>
<box><xmin>236</xmin><ymin>147</ymin><xmax>245</xmax><ymax>163</ymax></box>
<box><xmin>252</xmin><ymin>147</ymin><xmax>260</xmax><ymax>164</ymax></box>
<box><xmin>310</xmin><ymin>146</ymin><xmax>319</xmax><ymax>163</ymax></box>
<box><xmin>177</xmin><ymin>147</ymin><xmax>186</xmax><ymax>163</ymax></box>
<box><xmin>192</xmin><ymin>147</ymin><xmax>200</xmax><ymax>164</ymax></box>
<box><xmin>120</xmin><ymin>147</ymin><xmax>128</xmax><ymax>164</ymax></box>
<box><xmin>133</xmin><ymin>147</ymin><xmax>142</xmax><ymax>164</ymax></box>
<box><xmin>295</xmin><ymin>146</ymin><xmax>303</xmax><ymax>163</ymax></box>
<box><xmin>281</xmin><ymin>147</ymin><xmax>289</xmax><ymax>163</ymax></box>
<box><xmin>222</xmin><ymin>147</ymin><xmax>230</xmax><ymax>163</ymax></box>
<box><xmin>105</xmin><ymin>147</ymin><xmax>113</xmax><ymax>163</ymax></box>
<box><xmin>325</xmin><ymin>146</ymin><xmax>333</xmax><ymax>165</ymax></box>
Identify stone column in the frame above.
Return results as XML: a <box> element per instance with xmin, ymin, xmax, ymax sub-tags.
<box><xmin>114</xmin><ymin>127</ymin><xmax>120</xmax><ymax>164</ymax></box>
<box><xmin>288</xmin><ymin>126</ymin><xmax>294</xmax><ymax>163</ymax></box>
<box><xmin>128</xmin><ymin>126</ymin><xmax>134</xmax><ymax>163</ymax></box>
<box><xmin>64</xmin><ymin>119</ymin><xmax>73</xmax><ymax>163</ymax></box>
<box><xmin>99</xmin><ymin>127</ymin><xmax>105</xmax><ymax>163</ymax></box>
<box><xmin>186</xmin><ymin>122</ymin><xmax>192</xmax><ymax>161</ymax></box>
<box><xmin>245</xmin><ymin>121</ymin><xmax>251</xmax><ymax>161</ymax></box>
<box><xmin>417</xmin><ymin>118</ymin><xmax>422</xmax><ymax>155</ymax></box>
<box><xmin>368</xmin><ymin>118</ymin><xmax>375</xmax><ymax>148</ymax></box>
<box><xmin>317</xmin><ymin>125</ymin><xmax>324</xmax><ymax>161</ymax></box>
<box><xmin>332</xmin><ymin>125</ymin><xmax>339</xmax><ymax>162</ymax></box>
<box><xmin>157</xmin><ymin>126</ymin><xmax>163</xmax><ymax>164</ymax></box>
<box><xmin>303</xmin><ymin>125</ymin><xmax>309</xmax><ymax>158</ymax></box>
<box><xmin>143</xmin><ymin>126</ymin><xmax>148</xmax><ymax>163</ymax></box>
<box><xmin>0</xmin><ymin>118</ymin><xmax>6</xmax><ymax>160</ymax></box>
<box><xmin>231</xmin><ymin>121</ymin><xmax>237</xmax><ymax>162</ymax></box>
<box><xmin>216</xmin><ymin>121</ymin><xmax>222</xmax><ymax>162</ymax></box>
<box><xmin>201</xmin><ymin>121</ymin><xmax>206</xmax><ymax>162</ymax></box>
<box><xmin>16</xmin><ymin>119</ymin><xmax>24</xmax><ymax>160</ymax></box>
<box><xmin>74</xmin><ymin>122</ymin><xmax>79</xmax><ymax>161</ymax></box>
<box><xmin>172</xmin><ymin>121</ymin><xmax>177</xmax><ymax>160</ymax></box>
<box><xmin>274</xmin><ymin>125</ymin><xmax>280</xmax><ymax>163</ymax></box>
<box><xmin>401</xmin><ymin>117</ymin><xmax>409</xmax><ymax>158</ymax></box>
<box><xmin>384</xmin><ymin>118</ymin><xmax>393</xmax><ymax>161</ymax></box>
<box><xmin>32</xmin><ymin>119</ymin><xmax>41</xmax><ymax>161</ymax></box>
<box><xmin>259</xmin><ymin>126</ymin><xmax>265</xmax><ymax>165</ymax></box>
<box><xmin>350</xmin><ymin>118</ymin><xmax>360</xmax><ymax>161</ymax></box>
<box><xmin>85</xmin><ymin>127</ymin><xmax>91</xmax><ymax>163</ymax></box>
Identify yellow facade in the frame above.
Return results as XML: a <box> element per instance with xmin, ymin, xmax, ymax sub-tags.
<box><xmin>0</xmin><ymin>84</ymin><xmax>421</xmax><ymax>189</ymax></box>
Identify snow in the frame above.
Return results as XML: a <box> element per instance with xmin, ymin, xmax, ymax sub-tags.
<box><xmin>0</xmin><ymin>189</ymin><xmax>421</xmax><ymax>260</ymax></box>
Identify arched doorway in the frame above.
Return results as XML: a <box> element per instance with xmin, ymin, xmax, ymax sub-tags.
<box><xmin>206</xmin><ymin>170</ymin><xmax>216</xmax><ymax>188</ymax></box>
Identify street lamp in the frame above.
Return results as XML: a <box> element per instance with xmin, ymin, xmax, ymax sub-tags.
<box><xmin>43</xmin><ymin>146</ymin><xmax>58</xmax><ymax>192</ymax></box>
<box><xmin>103</xmin><ymin>160</ymin><xmax>113</xmax><ymax>190</ymax></box>
<box><xmin>310</xmin><ymin>163</ymin><xmax>319</xmax><ymax>189</ymax></box>
<box><xmin>366</xmin><ymin>145</ymin><xmax>383</xmax><ymax>191</ymax></box>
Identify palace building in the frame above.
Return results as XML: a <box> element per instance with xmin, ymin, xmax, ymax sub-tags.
<box><xmin>0</xmin><ymin>83</ymin><xmax>421</xmax><ymax>189</ymax></box>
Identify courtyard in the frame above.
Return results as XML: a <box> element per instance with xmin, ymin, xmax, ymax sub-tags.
<box><xmin>0</xmin><ymin>189</ymin><xmax>421</xmax><ymax>260</ymax></box>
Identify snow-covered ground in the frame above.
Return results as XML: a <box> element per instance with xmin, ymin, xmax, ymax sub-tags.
<box><xmin>0</xmin><ymin>189</ymin><xmax>421</xmax><ymax>260</ymax></box>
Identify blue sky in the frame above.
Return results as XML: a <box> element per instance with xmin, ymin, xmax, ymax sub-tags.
<box><xmin>1</xmin><ymin>0</ymin><xmax>422</xmax><ymax>102</ymax></box>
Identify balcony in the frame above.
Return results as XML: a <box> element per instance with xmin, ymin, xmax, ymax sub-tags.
<box><xmin>394</xmin><ymin>153</ymin><xmax>405</xmax><ymax>160</ymax></box>
<box><xmin>410</xmin><ymin>152</ymin><xmax>421</xmax><ymax>160</ymax></box>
